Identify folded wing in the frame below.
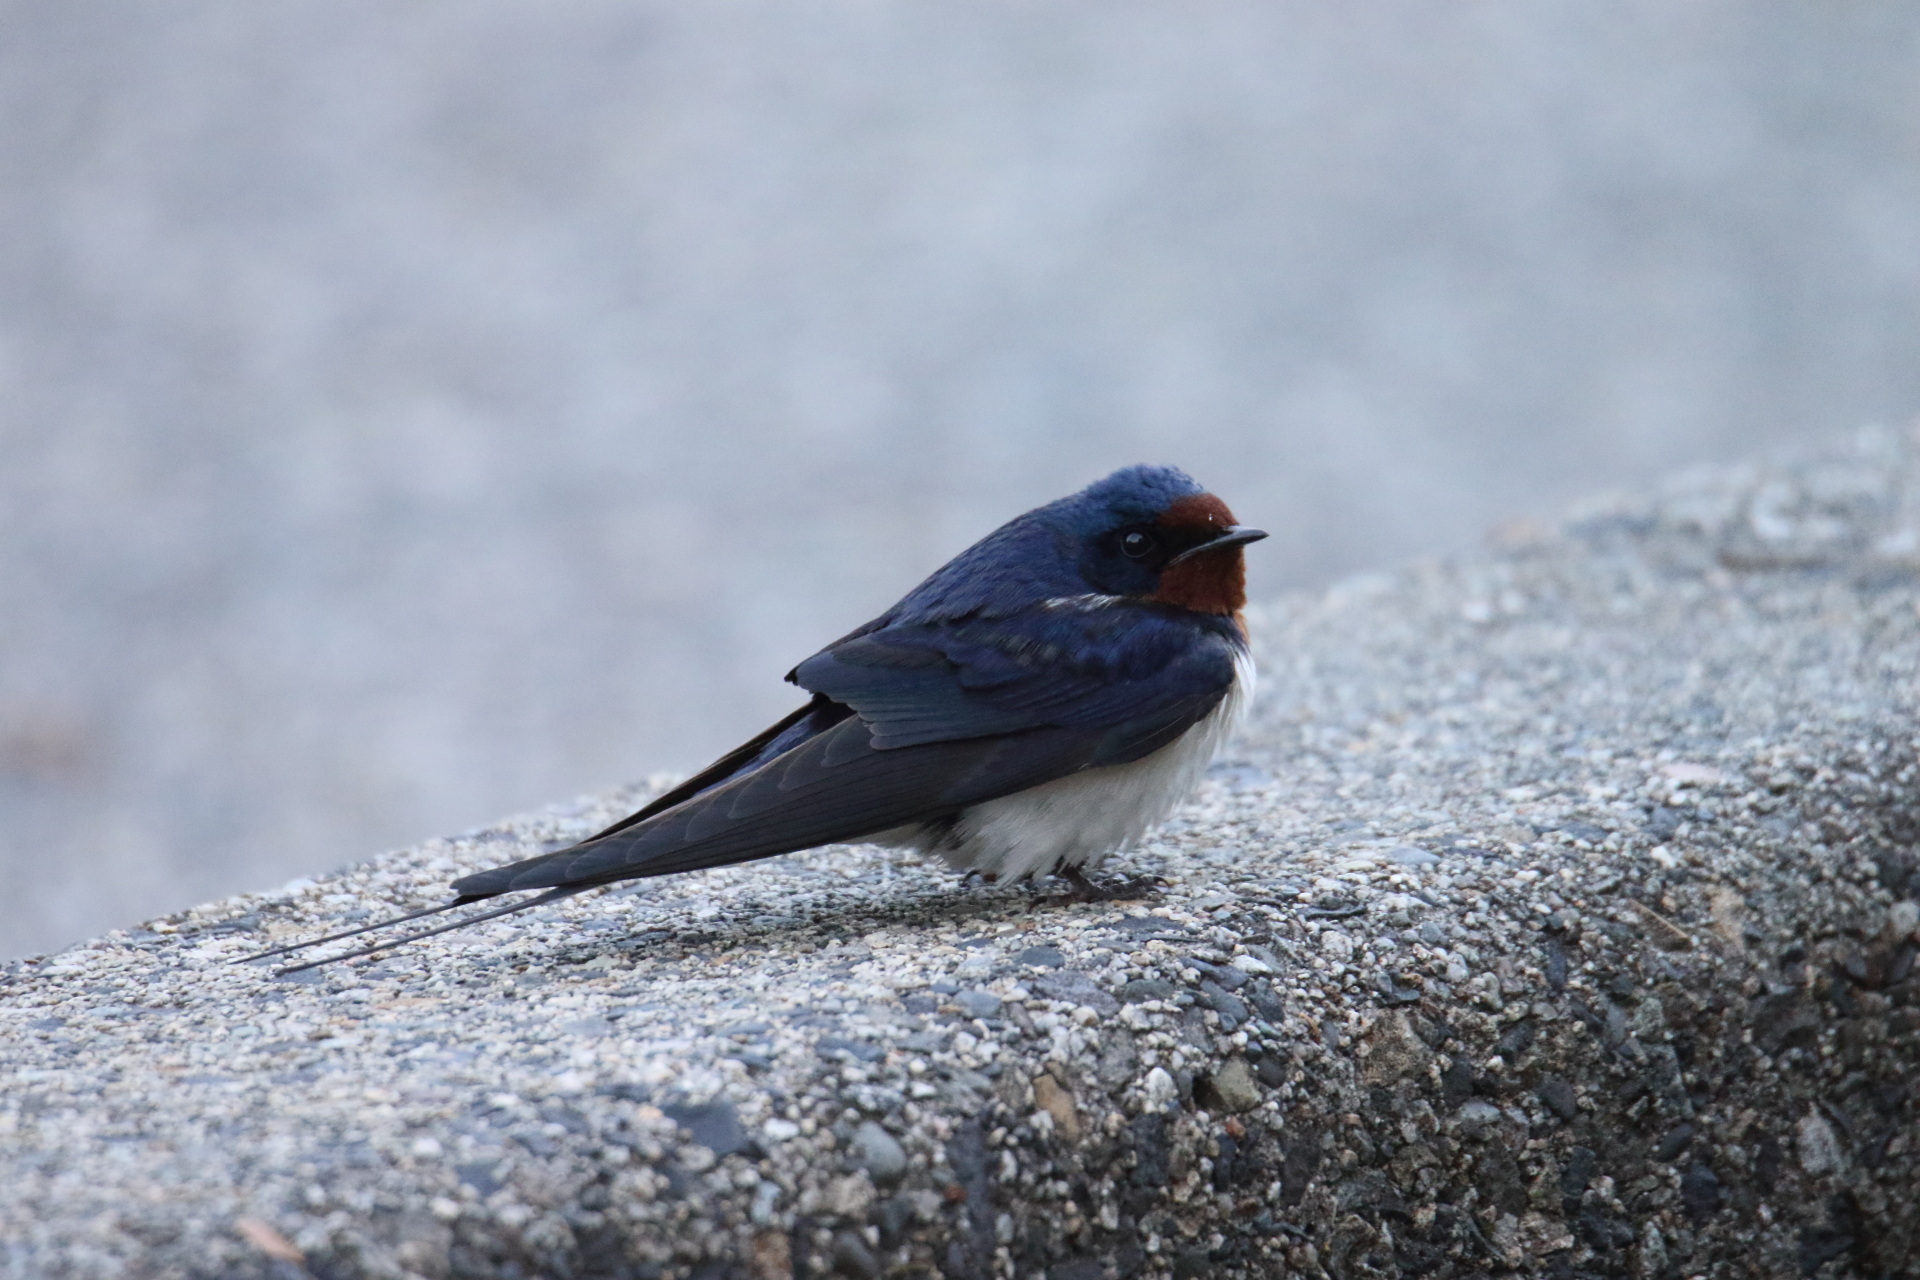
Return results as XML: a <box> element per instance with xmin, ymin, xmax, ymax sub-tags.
<box><xmin>452</xmin><ymin>601</ymin><xmax>1241</xmax><ymax>897</ymax></box>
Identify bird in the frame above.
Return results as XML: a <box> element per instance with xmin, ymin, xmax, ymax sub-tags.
<box><xmin>248</xmin><ymin>465</ymin><xmax>1266</xmax><ymax>973</ymax></box>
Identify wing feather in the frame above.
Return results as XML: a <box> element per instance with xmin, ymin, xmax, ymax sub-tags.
<box><xmin>449</xmin><ymin>701</ymin><xmax>1193</xmax><ymax>896</ymax></box>
<box><xmin>449</xmin><ymin>601</ymin><xmax>1244</xmax><ymax>899</ymax></box>
<box><xmin>791</xmin><ymin>602</ymin><xmax>1240</xmax><ymax>748</ymax></box>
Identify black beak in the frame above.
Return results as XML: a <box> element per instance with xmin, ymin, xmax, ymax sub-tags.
<box><xmin>1167</xmin><ymin>524</ymin><xmax>1269</xmax><ymax>566</ymax></box>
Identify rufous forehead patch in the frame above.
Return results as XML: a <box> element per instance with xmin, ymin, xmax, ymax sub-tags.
<box><xmin>1157</xmin><ymin>492</ymin><xmax>1237</xmax><ymax>531</ymax></box>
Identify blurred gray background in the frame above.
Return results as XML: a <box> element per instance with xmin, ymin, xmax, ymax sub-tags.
<box><xmin>4</xmin><ymin>2</ymin><xmax>1918</xmax><ymax>957</ymax></box>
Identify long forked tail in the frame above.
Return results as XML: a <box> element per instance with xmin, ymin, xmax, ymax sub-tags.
<box><xmin>237</xmin><ymin>898</ymin><xmax>483</xmax><ymax>965</ymax></box>
<box><xmin>237</xmin><ymin>886</ymin><xmax>588</xmax><ymax>977</ymax></box>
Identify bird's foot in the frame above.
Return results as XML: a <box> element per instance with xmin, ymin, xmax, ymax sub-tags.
<box><xmin>1049</xmin><ymin>864</ymin><xmax>1164</xmax><ymax>904</ymax></box>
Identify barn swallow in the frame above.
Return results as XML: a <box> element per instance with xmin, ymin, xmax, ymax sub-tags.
<box><xmin>250</xmin><ymin>465</ymin><xmax>1265</xmax><ymax>973</ymax></box>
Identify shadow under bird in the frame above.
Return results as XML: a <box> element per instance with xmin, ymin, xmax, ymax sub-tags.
<box><xmin>249</xmin><ymin>465</ymin><xmax>1267</xmax><ymax>973</ymax></box>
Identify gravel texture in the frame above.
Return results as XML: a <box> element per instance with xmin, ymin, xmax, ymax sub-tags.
<box><xmin>7</xmin><ymin>429</ymin><xmax>1920</xmax><ymax>1279</ymax></box>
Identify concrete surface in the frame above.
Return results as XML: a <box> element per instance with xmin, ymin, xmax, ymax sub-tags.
<box><xmin>5</xmin><ymin>430</ymin><xmax>1920</xmax><ymax>1278</ymax></box>
<box><xmin>6</xmin><ymin>2</ymin><xmax>1920</xmax><ymax>956</ymax></box>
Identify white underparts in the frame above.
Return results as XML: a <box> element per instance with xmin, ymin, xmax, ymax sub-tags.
<box><xmin>872</xmin><ymin>646</ymin><xmax>1255</xmax><ymax>883</ymax></box>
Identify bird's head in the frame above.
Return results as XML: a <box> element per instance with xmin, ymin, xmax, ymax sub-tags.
<box><xmin>1065</xmin><ymin>465</ymin><xmax>1268</xmax><ymax>615</ymax></box>
<box><xmin>887</xmin><ymin>464</ymin><xmax>1267</xmax><ymax>624</ymax></box>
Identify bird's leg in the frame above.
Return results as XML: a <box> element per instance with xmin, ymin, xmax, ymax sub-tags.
<box><xmin>1052</xmin><ymin>862</ymin><xmax>1163</xmax><ymax>903</ymax></box>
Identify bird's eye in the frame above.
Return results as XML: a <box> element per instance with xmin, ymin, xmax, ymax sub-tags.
<box><xmin>1121</xmin><ymin>531</ymin><xmax>1157</xmax><ymax>560</ymax></box>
